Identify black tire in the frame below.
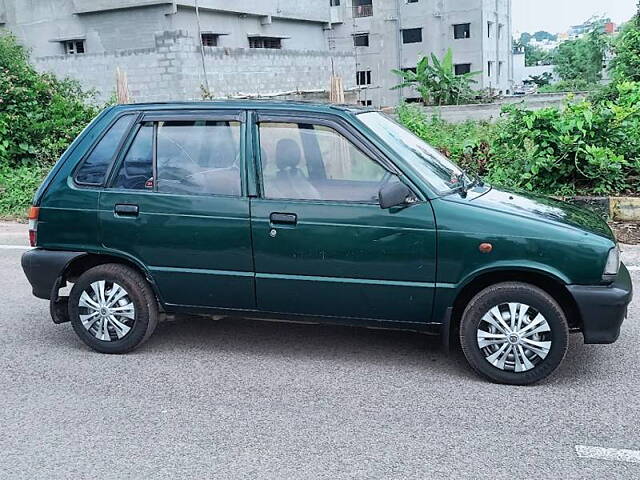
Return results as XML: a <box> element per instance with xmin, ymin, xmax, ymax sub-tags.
<box><xmin>459</xmin><ymin>282</ymin><xmax>569</xmax><ymax>385</ymax></box>
<box><xmin>69</xmin><ymin>264</ymin><xmax>159</xmax><ymax>354</ymax></box>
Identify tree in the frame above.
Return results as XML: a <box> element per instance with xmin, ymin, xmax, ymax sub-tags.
<box><xmin>610</xmin><ymin>2</ymin><xmax>640</xmax><ymax>82</ymax></box>
<box><xmin>532</xmin><ymin>31</ymin><xmax>557</xmax><ymax>42</ymax></box>
<box><xmin>391</xmin><ymin>49</ymin><xmax>481</xmax><ymax>105</ymax></box>
<box><xmin>524</xmin><ymin>44</ymin><xmax>553</xmax><ymax>66</ymax></box>
<box><xmin>554</xmin><ymin>30</ymin><xmax>607</xmax><ymax>84</ymax></box>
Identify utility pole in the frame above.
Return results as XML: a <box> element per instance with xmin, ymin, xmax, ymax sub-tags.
<box><xmin>194</xmin><ymin>0</ymin><xmax>211</xmax><ymax>95</ymax></box>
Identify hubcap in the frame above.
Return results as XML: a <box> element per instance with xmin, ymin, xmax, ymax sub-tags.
<box><xmin>78</xmin><ymin>280</ymin><xmax>135</xmax><ymax>342</ymax></box>
<box><xmin>476</xmin><ymin>302</ymin><xmax>552</xmax><ymax>373</ymax></box>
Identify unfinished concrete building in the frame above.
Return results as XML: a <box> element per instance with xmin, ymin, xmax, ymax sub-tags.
<box><xmin>328</xmin><ymin>0</ymin><xmax>514</xmax><ymax>107</ymax></box>
<box><xmin>0</xmin><ymin>0</ymin><xmax>512</xmax><ymax>107</ymax></box>
<box><xmin>0</xmin><ymin>0</ymin><xmax>355</xmax><ymax>102</ymax></box>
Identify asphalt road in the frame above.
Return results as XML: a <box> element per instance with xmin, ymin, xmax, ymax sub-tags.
<box><xmin>1</xmin><ymin>222</ymin><xmax>639</xmax><ymax>479</ymax></box>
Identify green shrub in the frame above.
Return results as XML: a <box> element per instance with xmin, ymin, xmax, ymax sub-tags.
<box><xmin>0</xmin><ymin>163</ymin><xmax>47</xmax><ymax>218</ymax></box>
<box><xmin>397</xmin><ymin>83</ymin><xmax>640</xmax><ymax>196</ymax></box>
<box><xmin>538</xmin><ymin>79</ymin><xmax>597</xmax><ymax>93</ymax></box>
<box><xmin>0</xmin><ymin>34</ymin><xmax>99</xmax><ymax>217</ymax></box>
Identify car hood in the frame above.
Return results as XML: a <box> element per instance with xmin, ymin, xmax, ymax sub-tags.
<box><xmin>464</xmin><ymin>186</ymin><xmax>615</xmax><ymax>241</ymax></box>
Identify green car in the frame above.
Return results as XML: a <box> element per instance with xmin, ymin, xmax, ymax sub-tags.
<box><xmin>21</xmin><ymin>101</ymin><xmax>632</xmax><ymax>385</ymax></box>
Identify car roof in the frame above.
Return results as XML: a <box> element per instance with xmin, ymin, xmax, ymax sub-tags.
<box><xmin>111</xmin><ymin>100</ymin><xmax>375</xmax><ymax>116</ymax></box>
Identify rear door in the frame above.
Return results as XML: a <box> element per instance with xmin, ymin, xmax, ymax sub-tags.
<box><xmin>249</xmin><ymin>113</ymin><xmax>437</xmax><ymax>323</ymax></box>
<box><xmin>99</xmin><ymin>110</ymin><xmax>255</xmax><ymax>310</ymax></box>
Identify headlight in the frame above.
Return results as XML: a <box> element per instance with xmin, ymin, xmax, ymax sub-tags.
<box><xmin>603</xmin><ymin>245</ymin><xmax>620</xmax><ymax>280</ymax></box>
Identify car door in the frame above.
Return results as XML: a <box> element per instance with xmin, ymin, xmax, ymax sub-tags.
<box><xmin>250</xmin><ymin>112</ymin><xmax>437</xmax><ymax>323</ymax></box>
<box><xmin>99</xmin><ymin>110</ymin><xmax>255</xmax><ymax>310</ymax></box>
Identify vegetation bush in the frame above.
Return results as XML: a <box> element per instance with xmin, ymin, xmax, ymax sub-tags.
<box><xmin>538</xmin><ymin>79</ymin><xmax>596</xmax><ymax>93</ymax></box>
<box><xmin>610</xmin><ymin>3</ymin><xmax>640</xmax><ymax>83</ymax></box>
<box><xmin>0</xmin><ymin>34</ymin><xmax>99</xmax><ymax>217</ymax></box>
<box><xmin>391</xmin><ymin>49</ymin><xmax>481</xmax><ymax>106</ymax></box>
<box><xmin>397</xmin><ymin>82</ymin><xmax>640</xmax><ymax>196</ymax></box>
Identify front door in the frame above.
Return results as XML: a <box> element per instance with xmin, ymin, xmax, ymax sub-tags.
<box><xmin>250</xmin><ymin>114</ymin><xmax>437</xmax><ymax>323</ymax></box>
<box><xmin>99</xmin><ymin>111</ymin><xmax>255</xmax><ymax>310</ymax></box>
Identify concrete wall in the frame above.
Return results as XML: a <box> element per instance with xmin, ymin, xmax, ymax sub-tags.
<box><xmin>415</xmin><ymin>93</ymin><xmax>586</xmax><ymax>123</ymax></box>
<box><xmin>32</xmin><ymin>30</ymin><xmax>356</xmax><ymax>103</ymax></box>
<box><xmin>512</xmin><ymin>52</ymin><xmax>558</xmax><ymax>85</ymax></box>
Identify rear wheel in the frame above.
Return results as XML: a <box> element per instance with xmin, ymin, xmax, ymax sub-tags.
<box><xmin>460</xmin><ymin>282</ymin><xmax>569</xmax><ymax>385</ymax></box>
<box><xmin>69</xmin><ymin>264</ymin><xmax>158</xmax><ymax>353</ymax></box>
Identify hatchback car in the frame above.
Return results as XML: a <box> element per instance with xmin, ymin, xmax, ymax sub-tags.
<box><xmin>22</xmin><ymin>101</ymin><xmax>632</xmax><ymax>385</ymax></box>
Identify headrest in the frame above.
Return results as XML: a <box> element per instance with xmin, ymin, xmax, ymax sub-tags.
<box><xmin>275</xmin><ymin>139</ymin><xmax>302</xmax><ymax>170</ymax></box>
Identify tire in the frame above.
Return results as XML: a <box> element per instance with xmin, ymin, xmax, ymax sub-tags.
<box><xmin>459</xmin><ymin>282</ymin><xmax>569</xmax><ymax>385</ymax></box>
<box><xmin>68</xmin><ymin>264</ymin><xmax>159</xmax><ymax>354</ymax></box>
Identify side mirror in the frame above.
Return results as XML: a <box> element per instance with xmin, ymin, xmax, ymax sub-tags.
<box><xmin>379</xmin><ymin>177</ymin><xmax>414</xmax><ymax>209</ymax></box>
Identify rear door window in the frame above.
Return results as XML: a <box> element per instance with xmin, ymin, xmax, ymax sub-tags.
<box><xmin>156</xmin><ymin>120</ymin><xmax>241</xmax><ymax>196</ymax></box>
<box><xmin>111</xmin><ymin>123</ymin><xmax>154</xmax><ymax>190</ymax></box>
<box><xmin>75</xmin><ymin>114</ymin><xmax>135</xmax><ymax>185</ymax></box>
<box><xmin>109</xmin><ymin>119</ymin><xmax>242</xmax><ymax>196</ymax></box>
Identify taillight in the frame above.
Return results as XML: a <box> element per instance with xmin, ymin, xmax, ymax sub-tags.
<box><xmin>28</xmin><ymin>206</ymin><xmax>39</xmax><ymax>247</ymax></box>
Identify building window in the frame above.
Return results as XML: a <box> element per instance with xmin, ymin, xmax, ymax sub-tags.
<box><xmin>353</xmin><ymin>33</ymin><xmax>369</xmax><ymax>47</ymax></box>
<box><xmin>487</xmin><ymin>21</ymin><xmax>493</xmax><ymax>38</ymax></box>
<box><xmin>330</xmin><ymin>0</ymin><xmax>340</xmax><ymax>5</ymax></box>
<box><xmin>487</xmin><ymin>61</ymin><xmax>494</xmax><ymax>77</ymax></box>
<box><xmin>353</xmin><ymin>0</ymin><xmax>373</xmax><ymax>18</ymax></box>
<box><xmin>401</xmin><ymin>67</ymin><xmax>417</xmax><ymax>74</ymax></box>
<box><xmin>406</xmin><ymin>0</ymin><xmax>419</xmax><ymax>3</ymax></box>
<box><xmin>498</xmin><ymin>61</ymin><xmax>504</xmax><ymax>79</ymax></box>
<box><xmin>359</xmin><ymin>100</ymin><xmax>373</xmax><ymax>106</ymax></box>
<box><xmin>201</xmin><ymin>34</ymin><xmax>219</xmax><ymax>47</ymax></box>
<box><xmin>356</xmin><ymin>70</ymin><xmax>372</xmax><ymax>86</ymax></box>
<box><xmin>498</xmin><ymin>24</ymin><xmax>504</xmax><ymax>39</ymax></box>
<box><xmin>63</xmin><ymin>40</ymin><xmax>85</xmax><ymax>55</ymax></box>
<box><xmin>453</xmin><ymin>23</ymin><xmax>471</xmax><ymax>39</ymax></box>
<box><xmin>402</xmin><ymin>28</ymin><xmax>422</xmax><ymax>44</ymax></box>
<box><xmin>249</xmin><ymin>37</ymin><xmax>282</xmax><ymax>49</ymax></box>
<box><xmin>454</xmin><ymin>63</ymin><xmax>471</xmax><ymax>75</ymax></box>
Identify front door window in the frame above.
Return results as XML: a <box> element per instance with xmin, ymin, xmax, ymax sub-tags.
<box><xmin>259</xmin><ymin>122</ymin><xmax>387</xmax><ymax>202</ymax></box>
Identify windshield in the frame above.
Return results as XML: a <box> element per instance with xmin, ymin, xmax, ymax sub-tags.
<box><xmin>358</xmin><ymin>111</ymin><xmax>468</xmax><ymax>194</ymax></box>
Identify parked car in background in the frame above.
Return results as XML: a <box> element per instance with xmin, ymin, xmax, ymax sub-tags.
<box><xmin>22</xmin><ymin>101</ymin><xmax>632</xmax><ymax>385</ymax></box>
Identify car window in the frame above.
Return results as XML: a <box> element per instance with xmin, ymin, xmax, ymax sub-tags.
<box><xmin>259</xmin><ymin>122</ymin><xmax>387</xmax><ymax>202</ymax></box>
<box><xmin>111</xmin><ymin>123</ymin><xmax>154</xmax><ymax>190</ymax></box>
<box><xmin>156</xmin><ymin>120</ymin><xmax>241</xmax><ymax>196</ymax></box>
<box><xmin>75</xmin><ymin>114</ymin><xmax>134</xmax><ymax>185</ymax></box>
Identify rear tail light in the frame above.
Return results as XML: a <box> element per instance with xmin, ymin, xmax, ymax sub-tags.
<box><xmin>28</xmin><ymin>206</ymin><xmax>39</xmax><ymax>247</ymax></box>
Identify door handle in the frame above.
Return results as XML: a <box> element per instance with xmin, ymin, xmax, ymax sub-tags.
<box><xmin>114</xmin><ymin>204</ymin><xmax>139</xmax><ymax>217</ymax></box>
<box><xmin>270</xmin><ymin>212</ymin><xmax>297</xmax><ymax>226</ymax></box>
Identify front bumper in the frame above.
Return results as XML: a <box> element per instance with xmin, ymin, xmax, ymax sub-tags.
<box><xmin>567</xmin><ymin>263</ymin><xmax>633</xmax><ymax>344</ymax></box>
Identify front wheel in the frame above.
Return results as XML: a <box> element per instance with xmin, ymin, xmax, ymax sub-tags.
<box><xmin>460</xmin><ymin>282</ymin><xmax>569</xmax><ymax>385</ymax></box>
<box><xmin>69</xmin><ymin>264</ymin><xmax>159</xmax><ymax>354</ymax></box>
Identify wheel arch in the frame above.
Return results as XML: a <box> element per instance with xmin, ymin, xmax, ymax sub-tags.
<box><xmin>447</xmin><ymin>268</ymin><xmax>581</xmax><ymax>348</ymax></box>
<box><xmin>60</xmin><ymin>252</ymin><xmax>165</xmax><ymax>308</ymax></box>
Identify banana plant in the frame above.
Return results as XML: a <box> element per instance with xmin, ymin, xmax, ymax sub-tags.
<box><xmin>392</xmin><ymin>49</ymin><xmax>481</xmax><ymax>105</ymax></box>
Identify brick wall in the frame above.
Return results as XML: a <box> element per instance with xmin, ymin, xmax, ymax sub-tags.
<box><xmin>32</xmin><ymin>30</ymin><xmax>356</xmax><ymax>103</ymax></box>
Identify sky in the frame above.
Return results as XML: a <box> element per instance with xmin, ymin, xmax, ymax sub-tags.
<box><xmin>512</xmin><ymin>0</ymin><xmax>638</xmax><ymax>34</ymax></box>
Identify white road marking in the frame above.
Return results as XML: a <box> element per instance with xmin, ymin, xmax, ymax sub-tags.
<box><xmin>0</xmin><ymin>245</ymin><xmax>31</xmax><ymax>250</ymax></box>
<box><xmin>575</xmin><ymin>445</ymin><xmax>640</xmax><ymax>464</ymax></box>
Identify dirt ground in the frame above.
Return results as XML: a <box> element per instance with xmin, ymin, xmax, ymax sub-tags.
<box><xmin>611</xmin><ymin>222</ymin><xmax>640</xmax><ymax>245</ymax></box>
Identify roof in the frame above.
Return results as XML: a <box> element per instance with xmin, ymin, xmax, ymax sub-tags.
<box><xmin>112</xmin><ymin>100</ymin><xmax>373</xmax><ymax>116</ymax></box>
